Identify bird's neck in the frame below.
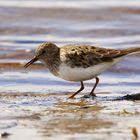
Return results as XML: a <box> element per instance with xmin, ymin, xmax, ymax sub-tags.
<box><xmin>42</xmin><ymin>49</ymin><xmax>61</xmax><ymax>76</ymax></box>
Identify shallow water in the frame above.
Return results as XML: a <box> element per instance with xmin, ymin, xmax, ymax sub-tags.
<box><xmin>0</xmin><ymin>1</ymin><xmax>140</xmax><ymax>140</ymax></box>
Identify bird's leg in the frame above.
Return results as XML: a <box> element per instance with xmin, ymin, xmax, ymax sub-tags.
<box><xmin>68</xmin><ymin>81</ymin><xmax>84</xmax><ymax>99</ymax></box>
<box><xmin>89</xmin><ymin>77</ymin><xmax>99</xmax><ymax>96</ymax></box>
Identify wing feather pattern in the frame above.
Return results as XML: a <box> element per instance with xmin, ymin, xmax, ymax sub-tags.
<box><xmin>60</xmin><ymin>45</ymin><xmax>126</xmax><ymax>68</ymax></box>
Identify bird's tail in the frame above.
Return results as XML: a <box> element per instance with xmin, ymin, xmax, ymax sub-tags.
<box><xmin>123</xmin><ymin>47</ymin><xmax>140</xmax><ymax>55</ymax></box>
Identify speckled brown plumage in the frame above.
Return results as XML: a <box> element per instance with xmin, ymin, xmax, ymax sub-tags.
<box><xmin>60</xmin><ymin>44</ymin><xmax>127</xmax><ymax>68</ymax></box>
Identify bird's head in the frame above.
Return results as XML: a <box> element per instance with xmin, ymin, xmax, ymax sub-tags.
<box><xmin>24</xmin><ymin>42</ymin><xmax>58</xmax><ymax>68</ymax></box>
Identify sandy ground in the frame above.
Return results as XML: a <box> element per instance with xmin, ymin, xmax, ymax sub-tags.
<box><xmin>0</xmin><ymin>92</ymin><xmax>140</xmax><ymax>140</ymax></box>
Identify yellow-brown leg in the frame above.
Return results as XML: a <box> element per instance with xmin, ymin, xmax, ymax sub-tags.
<box><xmin>68</xmin><ymin>81</ymin><xmax>84</xmax><ymax>99</ymax></box>
<box><xmin>89</xmin><ymin>77</ymin><xmax>99</xmax><ymax>96</ymax></box>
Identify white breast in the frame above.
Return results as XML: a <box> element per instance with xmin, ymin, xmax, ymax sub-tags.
<box><xmin>58</xmin><ymin>58</ymin><xmax>122</xmax><ymax>82</ymax></box>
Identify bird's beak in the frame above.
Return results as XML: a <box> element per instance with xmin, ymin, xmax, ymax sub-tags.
<box><xmin>24</xmin><ymin>56</ymin><xmax>38</xmax><ymax>68</ymax></box>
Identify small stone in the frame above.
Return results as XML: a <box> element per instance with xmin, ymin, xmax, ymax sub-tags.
<box><xmin>0</xmin><ymin>132</ymin><xmax>11</xmax><ymax>138</ymax></box>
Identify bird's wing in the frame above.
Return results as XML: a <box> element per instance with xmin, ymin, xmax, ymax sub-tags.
<box><xmin>60</xmin><ymin>45</ymin><xmax>126</xmax><ymax>68</ymax></box>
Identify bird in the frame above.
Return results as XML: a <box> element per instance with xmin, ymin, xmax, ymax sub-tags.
<box><xmin>24</xmin><ymin>42</ymin><xmax>140</xmax><ymax>98</ymax></box>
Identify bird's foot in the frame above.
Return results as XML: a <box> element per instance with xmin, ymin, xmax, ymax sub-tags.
<box><xmin>82</xmin><ymin>93</ymin><xmax>96</xmax><ymax>99</ymax></box>
<box><xmin>67</xmin><ymin>95</ymin><xmax>76</xmax><ymax>99</ymax></box>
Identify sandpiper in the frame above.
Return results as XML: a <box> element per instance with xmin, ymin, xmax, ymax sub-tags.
<box><xmin>24</xmin><ymin>42</ymin><xmax>140</xmax><ymax>98</ymax></box>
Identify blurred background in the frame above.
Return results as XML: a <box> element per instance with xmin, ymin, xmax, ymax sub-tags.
<box><xmin>0</xmin><ymin>0</ymin><xmax>140</xmax><ymax>93</ymax></box>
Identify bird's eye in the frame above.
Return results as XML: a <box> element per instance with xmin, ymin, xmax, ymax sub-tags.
<box><xmin>42</xmin><ymin>50</ymin><xmax>45</xmax><ymax>54</ymax></box>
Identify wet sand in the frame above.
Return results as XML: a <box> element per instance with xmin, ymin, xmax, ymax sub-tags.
<box><xmin>0</xmin><ymin>92</ymin><xmax>140</xmax><ymax>140</ymax></box>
